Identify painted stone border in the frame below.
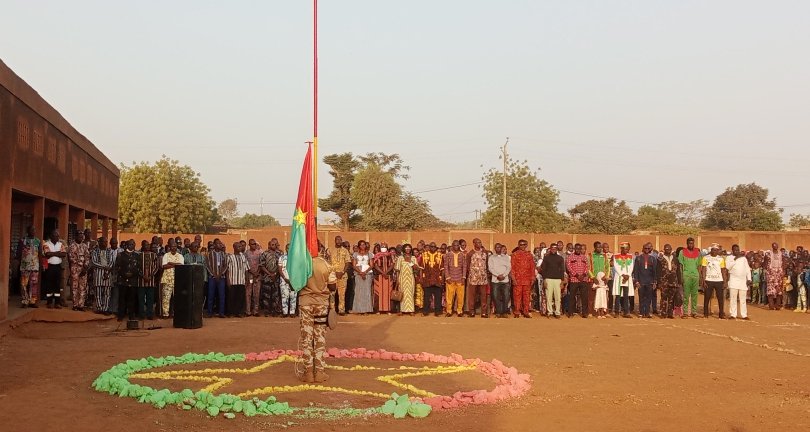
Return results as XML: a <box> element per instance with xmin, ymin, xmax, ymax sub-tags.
<box><xmin>92</xmin><ymin>348</ymin><xmax>531</xmax><ymax>420</ymax></box>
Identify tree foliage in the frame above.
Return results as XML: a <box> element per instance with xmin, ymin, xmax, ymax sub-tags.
<box><xmin>318</xmin><ymin>153</ymin><xmax>360</xmax><ymax>230</ymax></box>
<box><xmin>789</xmin><ymin>213</ymin><xmax>810</xmax><ymax>229</ymax></box>
<box><xmin>481</xmin><ymin>158</ymin><xmax>565</xmax><ymax>232</ymax></box>
<box><xmin>119</xmin><ymin>156</ymin><xmax>217</xmax><ymax>233</ymax></box>
<box><xmin>568</xmin><ymin>198</ymin><xmax>635</xmax><ymax>234</ymax></box>
<box><xmin>350</xmin><ymin>163</ymin><xmax>443</xmax><ymax>230</ymax></box>
<box><xmin>217</xmin><ymin>198</ymin><xmax>239</xmax><ymax>225</ymax></box>
<box><xmin>657</xmin><ymin>200</ymin><xmax>709</xmax><ymax>227</ymax></box>
<box><xmin>357</xmin><ymin>152</ymin><xmax>410</xmax><ymax>179</ymax></box>
<box><xmin>635</xmin><ymin>205</ymin><xmax>677</xmax><ymax>229</ymax></box>
<box><xmin>320</xmin><ymin>152</ymin><xmax>415</xmax><ymax>230</ymax></box>
<box><xmin>700</xmin><ymin>183</ymin><xmax>783</xmax><ymax>231</ymax></box>
<box><xmin>230</xmin><ymin>213</ymin><xmax>280</xmax><ymax>229</ymax></box>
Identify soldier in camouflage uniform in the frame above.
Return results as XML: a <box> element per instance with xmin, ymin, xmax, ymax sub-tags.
<box><xmin>294</xmin><ymin>250</ymin><xmax>336</xmax><ymax>383</ymax></box>
<box><xmin>68</xmin><ymin>231</ymin><xmax>90</xmax><ymax>310</ymax></box>
<box><xmin>657</xmin><ymin>244</ymin><xmax>683</xmax><ymax>319</ymax></box>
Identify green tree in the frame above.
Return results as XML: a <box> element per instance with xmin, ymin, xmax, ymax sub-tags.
<box><xmin>480</xmin><ymin>158</ymin><xmax>565</xmax><ymax>232</ymax></box>
<box><xmin>350</xmin><ymin>163</ymin><xmax>443</xmax><ymax>230</ymax></box>
<box><xmin>318</xmin><ymin>153</ymin><xmax>360</xmax><ymax>230</ymax></box>
<box><xmin>569</xmin><ymin>198</ymin><xmax>635</xmax><ymax>234</ymax></box>
<box><xmin>701</xmin><ymin>183</ymin><xmax>783</xmax><ymax>231</ymax></box>
<box><xmin>635</xmin><ymin>205</ymin><xmax>677</xmax><ymax>229</ymax></box>
<box><xmin>231</xmin><ymin>213</ymin><xmax>280</xmax><ymax>229</ymax></box>
<box><xmin>119</xmin><ymin>156</ymin><xmax>217</xmax><ymax>233</ymax></box>
<box><xmin>657</xmin><ymin>200</ymin><xmax>709</xmax><ymax>227</ymax></box>
<box><xmin>217</xmin><ymin>198</ymin><xmax>239</xmax><ymax>225</ymax></box>
<box><xmin>357</xmin><ymin>152</ymin><xmax>410</xmax><ymax>179</ymax></box>
<box><xmin>789</xmin><ymin>213</ymin><xmax>810</xmax><ymax>229</ymax></box>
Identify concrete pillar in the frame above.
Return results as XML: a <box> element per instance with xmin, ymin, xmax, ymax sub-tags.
<box><xmin>0</xmin><ymin>184</ymin><xmax>11</xmax><ymax>321</ymax></box>
<box><xmin>111</xmin><ymin>219</ymin><xmax>118</xmax><ymax>241</ymax></box>
<box><xmin>33</xmin><ymin>197</ymin><xmax>45</xmax><ymax>240</ymax></box>
<box><xmin>71</xmin><ymin>208</ymin><xmax>85</xmax><ymax>235</ymax></box>
<box><xmin>57</xmin><ymin>202</ymin><xmax>69</xmax><ymax>241</ymax></box>
<box><xmin>90</xmin><ymin>214</ymin><xmax>98</xmax><ymax>240</ymax></box>
<box><xmin>101</xmin><ymin>218</ymin><xmax>109</xmax><ymax>241</ymax></box>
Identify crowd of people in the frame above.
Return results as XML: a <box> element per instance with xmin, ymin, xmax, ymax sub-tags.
<box><xmin>15</xmin><ymin>228</ymin><xmax>810</xmax><ymax>321</ymax></box>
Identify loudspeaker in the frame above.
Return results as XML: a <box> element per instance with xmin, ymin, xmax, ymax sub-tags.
<box><xmin>173</xmin><ymin>265</ymin><xmax>206</xmax><ymax>329</ymax></box>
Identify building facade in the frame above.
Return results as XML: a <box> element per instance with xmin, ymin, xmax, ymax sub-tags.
<box><xmin>1</xmin><ymin>58</ymin><xmax>119</xmax><ymax>320</ymax></box>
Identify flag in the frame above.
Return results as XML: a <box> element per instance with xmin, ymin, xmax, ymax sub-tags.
<box><xmin>288</xmin><ymin>143</ymin><xmax>318</xmax><ymax>291</ymax></box>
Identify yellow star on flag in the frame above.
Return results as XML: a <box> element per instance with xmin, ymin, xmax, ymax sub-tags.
<box><xmin>293</xmin><ymin>208</ymin><xmax>307</xmax><ymax>225</ymax></box>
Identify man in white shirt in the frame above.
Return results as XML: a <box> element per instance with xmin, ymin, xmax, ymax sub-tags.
<box><xmin>700</xmin><ymin>243</ymin><xmax>728</xmax><ymax>319</ymax></box>
<box><xmin>488</xmin><ymin>244</ymin><xmax>512</xmax><ymax>318</ymax></box>
<box><xmin>42</xmin><ymin>229</ymin><xmax>67</xmax><ymax>308</ymax></box>
<box><xmin>726</xmin><ymin>244</ymin><xmax>752</xmax><ymax>320</ymax></box>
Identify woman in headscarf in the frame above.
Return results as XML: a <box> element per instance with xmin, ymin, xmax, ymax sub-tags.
<box><xmin>764</xmin><ymin>242</ymin><xmax>784</xmax><ymax>310</ymax></box>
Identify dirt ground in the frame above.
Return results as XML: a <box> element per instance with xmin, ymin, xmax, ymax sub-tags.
<box><xmin>1</xmin><ymin>301</ymin><xmax>809</xmax><ymax>432</ymax></box>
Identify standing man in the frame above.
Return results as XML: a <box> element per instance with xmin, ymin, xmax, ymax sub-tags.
<box><xmin>633</xmin><ymin>243</ymin><xmax>658</xmax><ymax>318</ymax></box>
<box><xmin>511</xmin><ymin>239</ymin><xmax>536</xmax><ymax>318</ymax></box>
<box><xmin>466</xmin><ymin>238</ymin><xmax>489</xmax><ymax>317</ymax></box>
<box><xmin>225</xmin><ymin>242</ymin><xmax>248</xmax><ymax>317</ymax></box>
<box><xmin>244</xmin><ymin>239</ymin><xmax>263</xmax><ymax>317</ymax></box>
<box><xmin>259</xmin><ymin>239</ymin><xmax>283</xmax><ymax>317</ymax></box>
<box><xmin>160</xmin><ymin>240</ymin><xmax>184</xmax><ymax>319</ymax></box>
<box><xmin>488</xmin><ymin>243</ymin><xmax>512</xmax><ymax>318</ymax></box>
<box><xmin>68</xmin><ymin>231</ymin><xmax>90</xmax><ymax>311</ymax></box>
<box><xmin>42</xmin><ymin>230</ymin><xmax>67</xmax><ymax>308</ymax></box>
<box><xmin>114</xmin><ymin>240</ymin><xmax>141</xmax><ymax>321</ymax></box>
<box><xmin>295</xmin><ymin>244</ymin><xmax>336</xmax><ymax>383</ymax></box>
<box><xmin>612</xmin><ymin>242</ymin><xmax>635</xmax><ymax>318</ymax></box>
<box><xmin>727</xmin><ymin>244</ymin><xmax>752</xmax><ymax>320</ymax></box>
<box><xmin>657</xmin><ymin>244</ymin><xmax>682</xmax><ymax>319</ymax></box>
<box><xmin>565</xmin><ymin>243</ymin><xmax>591</xmax><ymax>318</ymax></box>
<box><xmin>700</xmin><ymin>243</ymin><xmax>728</xmax><ymax>319</ymax></box>
<box><xmin>91</xmin><ymin>237</ymin><xmax>116</xmax><ymax>314</ymax></box>
<box><xmin>18</xmin><ymin>226</ymin><xmax>42</xmax><ymax>308</ymax></box>
<box><xmin>205</xmin><ymin>239</ymin><xmax>228</xmax><ymax>318</ymax></box>
<box><xmin>420</xmin><ymin>242</ymin><xmax>444</xmax><ymax>317</ymax></box>
<box><xmin>443</xmin><ymin>240</ymin><xmax>467</xmax><ymax>317</ymax></box>
<box><xmin>140</xmin><ymin>243</ymin><xmax>161</xmax><ymax>320</ymax></box>
<box><xmin>679</xmin><ymin>237</ymin><xmax>702</xmax><ymax>318</ymax></box>
<box><xmin>540</xmin><ymin>243</ymin><xmax>566</xmax><ymax>319</ymax></box>
<box><xmin>329</xmin><ymin>236</ymin><xmax>352</xmax><ymax>316</ymax></box>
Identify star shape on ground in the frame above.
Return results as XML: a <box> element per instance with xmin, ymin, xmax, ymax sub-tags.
<box><xmin>128</xmin><ymin>355</ymin><xmax>476</xmax><ymax>400</ymax></box>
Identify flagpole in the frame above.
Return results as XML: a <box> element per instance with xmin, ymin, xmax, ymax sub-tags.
<box><xmin>312</xmin><ymin>0</ymin><xmax>319</xmax><ymax>226</ymax></box>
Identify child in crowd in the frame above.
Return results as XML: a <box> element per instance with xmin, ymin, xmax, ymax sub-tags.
<box><xmin>593</xmin><ymin>271</ymin><xmax>608</xmax><ymax>319</ymax></box>
<box><xmin>796</xmin><ymin>266</ymin><xmax>808</xmax><ymax>313</ymax></box>
<box><xmin>750</xmin><ymin>261</ymin><xmax>762</xmax><ymax>304</ymax></box>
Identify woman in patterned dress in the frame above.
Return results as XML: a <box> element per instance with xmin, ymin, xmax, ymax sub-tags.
<box><xmin>373</xmin><ymin>243</ymin><xmax>395</xmax><ymax>314</ymax></box>
<box><xmin>395</xmin><ymin>244</ymin><xmax>420</xmax><ymax>315</ymax></box>
<box><xmin>764</xmin><ymin>242</ymin><xmax>784</xmax><ymax>310</ymax></box>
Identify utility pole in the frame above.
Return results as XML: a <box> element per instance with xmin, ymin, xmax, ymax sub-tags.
<box><xmin>501</xmin><ymin>137</ymin><xmax>509</xmax><ymax>233</ymax></box>
<box><xmin>510</xmin><ymin>198</ymin><xmax>514</xmax><ymax>233</ymax></box>
<box><xmin>260</xmin><ymin>197</ymin><xmax>264</xmax><ymax>216</ymax></box>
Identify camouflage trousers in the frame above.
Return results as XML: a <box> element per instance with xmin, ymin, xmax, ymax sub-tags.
<box><xmin>660</xmin><ymin>284</ymin><xmax>683</xmax><ymax>317</ymax></box>
<box><xmin>295</xmin><ymin>304</ymin><xmax>329</xmax><ymax>379</ymax></box>
<box><xmin>70</xmin><ymin>266</ymin><xmax>88</xmax><ymax>308</ymax></box>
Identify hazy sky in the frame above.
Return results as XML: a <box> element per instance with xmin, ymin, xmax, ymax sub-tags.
<box><xmin>3</xmin><ymin>0</ymin><xmax>809</xmax><ymax>224</ymax></box>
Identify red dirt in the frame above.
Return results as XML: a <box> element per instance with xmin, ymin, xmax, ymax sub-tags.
<box><xmin>1</xmin><ymin>302</ymin><xmax>810</xmax><ymax>432</ymax></box>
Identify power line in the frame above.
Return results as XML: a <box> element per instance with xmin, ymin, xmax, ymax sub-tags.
<box><xmin>411</xmin><ymin>180</ymin><xmax>484</xmax><ymax>194</ymax></box>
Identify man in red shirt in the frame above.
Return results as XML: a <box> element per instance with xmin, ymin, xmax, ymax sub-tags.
<box><xmin>511</xmin><ymin>239</ymin><xmax>535</xmax><ymax>318</ymax></box>
<box><xmin>566</xmin><ymin>243</ymin><xmax>591</xmax><ymax>318</ymax></box>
